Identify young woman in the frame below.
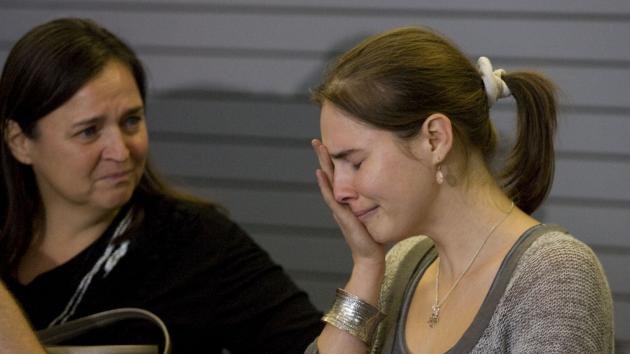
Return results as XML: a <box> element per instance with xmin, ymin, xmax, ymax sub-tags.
<box><xmin>306</xmin><ymin>26</ymin><xmax>613</xmax><ymax>353</ymax></box>
<box><xmin>0</xmin><ymin>18</ymin><xmax>322</xmax><ymax>354</ymax></box>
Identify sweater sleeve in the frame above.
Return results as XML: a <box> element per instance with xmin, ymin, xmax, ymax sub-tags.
<box><xmin>485</xmin><ymin>232</ymin><xmax>614</xmax><ymax>353</ymax></box>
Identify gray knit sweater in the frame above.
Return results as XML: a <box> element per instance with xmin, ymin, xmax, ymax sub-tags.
<box><xmin>307</xmin><ymin>224</ymin><xmax>614</xmax><ymax>353</ymax></box>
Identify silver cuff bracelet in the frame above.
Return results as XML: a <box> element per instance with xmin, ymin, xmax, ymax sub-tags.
<box><xmin>321</xmin><ymin>288</ymin><xmax>385</xmax><ymax>345</ymax></box>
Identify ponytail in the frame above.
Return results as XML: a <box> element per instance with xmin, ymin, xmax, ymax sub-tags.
<box><xmin>500</xmin><ymin>72</ymin><xmax>557</xmax><ymax>214</ymax></box>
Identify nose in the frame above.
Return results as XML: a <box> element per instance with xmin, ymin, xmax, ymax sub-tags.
<box><xmin>332</xmin><ymin>170</ymin><xmax>357</xmax><ymax>204</ymax></box>
<box><xmin>102</xmin><ymin>128</ymin><xmax>130</xmax><ymax>162</ymax></box>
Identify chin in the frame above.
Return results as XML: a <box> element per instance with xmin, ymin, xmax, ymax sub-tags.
<box><xmin>368</xmin><ymin>228</ymin><xmax>403</xmax><ymax>244</ymax></box>
<box><xmin>97</xmin><ymin>189</ymin><xmax>134</xmax><ymax>210</ymax></box>
<box><xmin>368</xmin><ymin>223</ymin><xmax>415</xmax><ymax>245</ymax></box>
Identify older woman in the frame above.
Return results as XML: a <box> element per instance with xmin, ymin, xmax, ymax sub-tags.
<box><xmin>307</xmin><ymin>26</ymin><xmax>613</xmax><ymax>353</ymax></box>
<box><xmin>0</xmin><ymin>18</ymin><xmax>322</xmax><ymax>354</ymax></box>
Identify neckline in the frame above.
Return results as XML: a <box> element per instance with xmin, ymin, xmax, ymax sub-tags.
<box><xmin>9</xmin><ymin>203</ymin><xmax>133</xmax><ymax>288</ymax></box>
<box><xmin>397</xmin><ymin>223</ymin><xmax>560</xmax><ymax>353</ymax></box>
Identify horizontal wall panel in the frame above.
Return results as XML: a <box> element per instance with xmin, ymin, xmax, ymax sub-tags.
<box><xmin>542</xmin><ymin>65</ymin><xmax>630</xmax><ymax>109</ymax></box>
<box><xmin>539</xmin><ymin>204</ymin><xmax>630</xmax><ymax>248</ymax></box>
<box><xmin>180</xmin><ymin>186</ymin><xmax>630</xmax><ymax>248</ymax></box>
<box><xmin>124</xmin><ymin>56</ymin><xmax>630</xmax><ymax>108</ymax></box>
<box><xmin>596</xmin><ymin>254</ymin><xmax>630</xmax><ymax>295</ymax></box>
<box><xmin>184</xmin><ymin>186</ymin><xmax>337</xmax><ymax>229</ymax></box>
<box><xmin>146</xmin><ymin>97</ymin><xmax>630</xmax><ymax>156</ymax></box>
<box><xmin>147</xmin><ymin>97</ymin><xmax>320</xmax><ymax>140</ymax></box>
<box><xmin>8</xmin><ymin>0</ymin><xmax>630</xmax><ymax>16</ymax></box>
<box><xmin>1</xmin><ymin>9</ymin><xmax>629</xmax><ymax>62</ymax></box>
<box><xmin>151</xmin><ymin>141</ymin><xmax>630</xmax><ymax>202</ymax></box>
<box><xmin>149</xmin><ymin>141</ymin><xmax>316</xmax><ymax>184</ymax></box>
<box><xmin>615</xmin><ymin>302</ymin><xmax>630</xmax><ymax>342</ymax></box>
<box><xmin>554</xmin><ymin>112</ymin><xmax>630</xmax><ymax>156</ymax></box>
<box><xmin>0</xmin><ymin>57</ymin><xmax>627</xmax><ymax>110</ymax></box>
<box><xmin>553</xmin><ymin>159</ymin><xmax>630</xmax><ymax>202</ymax></box>
<box><xmin>142</xmin><ymin>54</ymin><xmax>323</xmax><ymax>99</ymax></box>
<box><xmin>492</xmin><ymin>110</ymin><xmax>630</xmax><ymax>156</ymax></box>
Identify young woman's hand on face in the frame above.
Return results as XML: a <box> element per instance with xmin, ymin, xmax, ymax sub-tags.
<box><xmin>312</xmin><ymin>139</ymin><xmax>386</xmax><ymax>268</ymax></box>
<box><xmin>311</xmin><ymin>139</ymin><xmax>385</xmax><ymax>354</ymax></box>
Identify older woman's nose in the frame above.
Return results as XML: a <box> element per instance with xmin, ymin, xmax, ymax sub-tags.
<box><xmin>102</xmin><ymin>129</ymin><xmax>130</xmax><ymax>161</ymax></box>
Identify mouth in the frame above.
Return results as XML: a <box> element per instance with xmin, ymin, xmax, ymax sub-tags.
<box><xmin>100</xmin><ymin>170</ymin><xmax>132</xmax><ymax>181</ymax></box>
<box><xmin>353</xmin><ymin>206</ymin><xmax>379</xmax><ymax>221</ymax></box>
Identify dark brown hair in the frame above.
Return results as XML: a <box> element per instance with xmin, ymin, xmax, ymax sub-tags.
<box><xmin>312</xmin><ymin>26</ymin><xmax>557</xmax><ymax>215</ymax></box>
<box><xmin>0</xmin><ymin>18</ymin><xmax>191</xmax><ymax>276</ymax></box>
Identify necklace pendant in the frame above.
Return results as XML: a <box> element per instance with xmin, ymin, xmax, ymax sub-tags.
<box><xmin>428</xmin><ymin>305</ymin><xmax>440</xmax><ymax>328</ymax></box>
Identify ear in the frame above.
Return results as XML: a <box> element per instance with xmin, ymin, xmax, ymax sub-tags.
<box><xmin>420</xmin><ymin>113</ymin><xmax>453</xmax><ymax>165</ymax></box>
<box><xmin>4</xmin><ymin>120</ymin><xmax>34</xmax><ymax>165</ymax></box>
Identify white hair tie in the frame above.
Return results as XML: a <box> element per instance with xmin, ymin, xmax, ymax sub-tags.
<box><xmin>477</xmin><ymin>56</ymin><xmax>511</xmax><ymax>107</ymax></box>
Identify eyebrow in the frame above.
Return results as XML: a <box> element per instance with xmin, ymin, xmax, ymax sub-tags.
<box><xmin>330</xmin><ymin>148</ymin><xmax>360</xmax><ymax>160</ymax></box>
<box><xmin>123</xmin><ymin>106</ymin><xmax>145</xmax><ymax>117</ymax></box>
<box><xmin>71</xmin><ymin>106</ymin><xmax>144</xmax><ymax>129</ymax></box>
<box><xmin>71</xmin><ymin>117</ymin><xmax>102</xmax><ymax>129</ymax></box>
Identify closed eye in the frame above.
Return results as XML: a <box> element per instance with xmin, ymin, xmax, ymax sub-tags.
<box><xmin>330</xmin><ymin>149</ymin><xmax>364</xmax><ymax>171</ymax></box>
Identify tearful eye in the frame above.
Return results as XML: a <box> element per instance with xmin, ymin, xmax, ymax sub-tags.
<box><xmin>78</xmin><ymin>126</ymin><xmax>98</xmax><ymax>139</ymax></box>
<box><xmin>123</xmin><ymin>115</ymin><xmax>143</xmax><ymax>131</ymax></box>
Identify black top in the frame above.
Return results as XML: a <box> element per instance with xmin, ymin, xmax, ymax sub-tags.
<box><xmin>5</xmin><ymin>192</ymin><xmax>323</xmax><ymax>353</ymax></box>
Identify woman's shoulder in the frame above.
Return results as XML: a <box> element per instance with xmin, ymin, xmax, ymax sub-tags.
<box><xmin>124</xmin><ymin>193</ymin><xmax>264</xmax><ymax>280</ymax></box>
<box><xmin>132</xmin><ymin>192</ymin><xmax>242</xmax><ymax>249</ymax></box>
<box><xmin>508</xmin><ymin>225</ymin><xmax>612</xmax><ymax>302</ymax></box>
<box><xmin>142</xmin><ymin>193</ymin><xmax>231</xmax><ymax>227</ymax></box>
<box><xmin>487</xmin><ymin>227</ymin><xmax>614</xmax><ymax>352</ymax></box>
<box><xmin>518</xmin><ymin>226</ymin><xmax>604</xmax><ymax>273</ymax></box>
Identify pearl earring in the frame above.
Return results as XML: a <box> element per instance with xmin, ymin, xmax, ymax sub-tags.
<box><xmin>436</xmin><ymin>166</ymin><xmax>444</xmax><ymax>184</ymax></box>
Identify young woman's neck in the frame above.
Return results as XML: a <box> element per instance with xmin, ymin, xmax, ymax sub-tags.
<box><xmin>423</xmin><ymin>158</ymin><xmax>538</xmax><ymax>283</ymax></box>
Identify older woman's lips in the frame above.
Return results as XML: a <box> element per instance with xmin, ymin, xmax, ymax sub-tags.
<box><xmin>100</xmin><ymin>170</ymin><xmax>132</xmax><ymax>182</ymax></box>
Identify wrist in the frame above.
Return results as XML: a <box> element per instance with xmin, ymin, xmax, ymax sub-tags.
<box><xmin>344</xmin><ymin>261</ymin><xmax>386</xmax><ymax>306</ymax></box>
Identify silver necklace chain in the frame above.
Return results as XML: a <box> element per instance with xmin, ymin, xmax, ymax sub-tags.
<box><xmin>428</xmin><ymin>202</ymin><xmax>515</xmax><ymax>328</ymax></box>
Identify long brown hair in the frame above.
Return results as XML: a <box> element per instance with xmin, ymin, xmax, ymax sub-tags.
<box><xmin>0</xmin><ymin>18</ymin><xmax>206</xmax><ymax>276</ymax></box>
<box><xmin>312</xmin><ymin>26</ymin><xmax>557</xmax><ymax>215</ymax></box>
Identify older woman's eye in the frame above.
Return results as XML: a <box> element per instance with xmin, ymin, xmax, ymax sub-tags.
<box><xmin>123</xmin><ymin>115</ymin><xmax>142</xmax><ymax>131</ymax></box>
<box><xmin>78</xmin><ymin>126</ymin><xmax>98</xmax><ymax>139</ymax></box>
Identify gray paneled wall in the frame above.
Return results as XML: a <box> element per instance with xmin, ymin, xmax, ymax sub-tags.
<box><xmin>1</xmin><ymin>0</ymin><xmax>628</xmax><ymax>348</ymax></box>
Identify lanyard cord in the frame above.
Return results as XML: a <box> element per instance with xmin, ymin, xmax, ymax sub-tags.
<box><xmin>48</xmin><ymin>210</ymin><xmax>133</xmax><ymax>327</ymax></box>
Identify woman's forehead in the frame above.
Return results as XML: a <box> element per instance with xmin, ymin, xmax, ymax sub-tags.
<box><xmin>321</xmin><ymin>103</ymin><xmax>395</xmax><ymax>155</ymax></box>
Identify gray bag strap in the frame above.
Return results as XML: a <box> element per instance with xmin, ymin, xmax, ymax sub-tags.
<box><xmin>37</xmin><ymin>308</ymin><xmax>171</xmax><ymax>354</ymax></box>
